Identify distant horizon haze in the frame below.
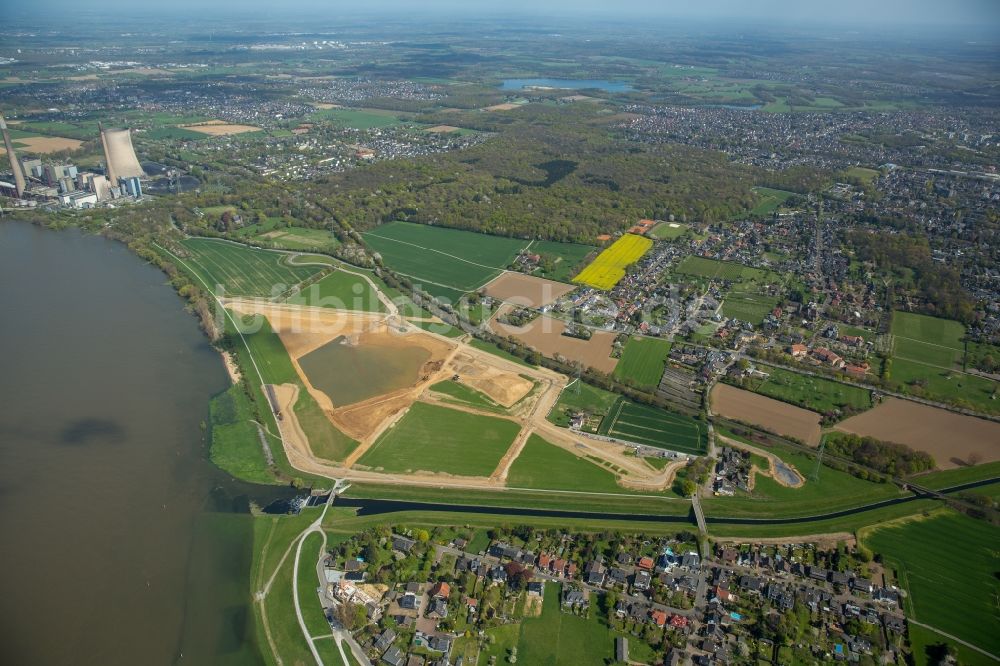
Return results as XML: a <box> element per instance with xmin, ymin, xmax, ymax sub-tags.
<box><xmin>7</xmin><ymin>0</ymin><xmax>1000</xmax><ymax>30</ymax></box>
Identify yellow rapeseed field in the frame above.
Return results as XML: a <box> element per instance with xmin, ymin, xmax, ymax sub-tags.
<box><xmin>572</xmin><ymin>233</ymin><xmax>653</xmax><ymax>290</ymax></box>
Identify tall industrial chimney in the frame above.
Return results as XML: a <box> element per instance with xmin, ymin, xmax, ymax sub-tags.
<box><xmin>0</xmin><ymin>112</ymin><xmax>26</xmax><ymax>198</ymax></box>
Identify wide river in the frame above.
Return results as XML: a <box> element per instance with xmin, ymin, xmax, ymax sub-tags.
<box><xmin>0</xmin><ymin>222</ymin><xmax>284</xmax><ymax>664</ymax></box>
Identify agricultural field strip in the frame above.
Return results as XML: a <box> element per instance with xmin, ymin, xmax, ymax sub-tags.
<box><xmin>601</xmin><ymin>400</ymin><xmax>705</xmax><ymax>453</ymax></box>
<box><xmin>610</xmin><ymin>416</ymin><xmax>703</xmax><ymax>444</ymax></box>
<box><xmin>181</xmin><ymin>238</ymin><xmax>320</xmax><ymax>295</ymax></box>
<box><xmin>892</xmin><ymin>334</ymin><xmax>964</xmax><ymax>351</ymax></box>
<box><xmin>193</xmin><ymin>243</ymin><xmax>296</xmax><ymax>289</ymax></box>
<box><xmin>185</xmin><ymin>246</ymin><xmax>277</xmax><ymax>295</ymax></box>
<box><xmin>572</xmin><ymin>234</ymin><xmax>652</xmax><ymax>290</ymax></box>
<box><xmin>362</xmin><ymin>230</ymin><xmax>522</xmax><ymax>273</ymax></box>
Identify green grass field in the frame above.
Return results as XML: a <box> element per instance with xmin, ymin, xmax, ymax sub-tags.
<box><xmin>906</xmin><ymin>624</ymin><xmax>996</xmax><ymax>666</ymax></box>
<box><xmin>891</xmin><ymin>311</ymin><xmax>965</xmax><ymax>369</ymax></box>
<box><xmin>429</xmin><ymin>379</ymin><xmax>506</xmax><ymax>413</ymax></box>
<box><xmin>547</xmin><ymin>381</ymin><xmax>621</xmax><ymax>429</ymax></box>
<box><xmin>357</xmin><ymin>402</ymin><xmax>520</xmax><ymax>476</ymax></box>
<box><xmin>468</xmin><ymin>339</ymin><xmax>536</xmax><ymax>367</ymax></box>
<box><xmin>863</xmin><ymin>510</ymin><xmax>1000</xmax><ymax>657</ymax></box>
<box><xmin>254</xmin><ymin>227</ymin><xmax>340</xmax><ymax>252</ymax></box>
<box><xmin>251</xmin><ymin>511</ymin><xmax>321</xmax><ymax>665</ymax></box>
<box><xmin>409</xmin><ymin>318</ymin><xmax>465</xmax><ymax>338</ymax></box>
<box><xmin>146</xmin><ymin>126</ymin><xmax>207</xmax><ymax>140</ymax></box>
<box><xmin>517</xmin><ymin>583</ymin><xmax>651</xmax><ymax>666</ymax></box>
<box><xmin>362</xmin><ymin>221</ymin><xmax>528</xmax><ymax>301</ymax></box>
<box><xmin>649</xmin><ymin>221</ymin><xmax>688</xmax><ymax>239</ymax></box>
<box><xmin>885</xmin><ymin>312</ymin><xmax>998</xmax><ymax>412</ymax></box>
<box><xmin>285</xmin><ymin>270</ymin><xmax>385</xmax><ymax>312</ymax></box>
<box><xmin>844</xmin><ymin>166</ymin><xmax>880</xmax><ymax>185</ymax></box>
<box><xmin>340</xmin><ymin>481</ymin><xmax>690</xmax><ymax>517</ymax></box>
<box><xmin>881</xmin><ymin>312</ymin><xmax>1000</xmax><ymax>411</ymax></box>
<box><xmin>600</xmin><ymin>398</ymin><xmax>707</xmax><ymax>454</ymax></box>
<box><xmin>675</xmin><ymin>255</ymin><xmax>769</xmax><ymax>282</ymax></box>
<box><xmin>507</xmin><ymin>434</ymin><xmax>627</xmax><ymax>493</ymax></box>
<box><xmin>890</xmin><ymin>357</ymin><xmax>999</xmax><ymax>413</ymax></box>
<box><xmin>180</xmin><ymin>238</ymin><xmax>322</xmax><ymax>297</ymax></box>
<box><xmin>914</xmin><ymin>461</ymin><xmax>1000</xmax><ymax>490</ymax></box>
<box><xmin>721</xmin><ymin>291</ymin><xmax>779</xmax><ymax>325</ymax></box>
<box><xmin>208</xmin><ymin>384</ymin><xmax>274</xmax><ymax>484</ymax></box>
<box><xmin>743</xmin><ymin>366</ymin><xmax>872</xmax><ymax>415</ymax></box>
<box><xmin>310</xmin><ymin>107</ymin><xmax>413</xmax><ymax>128</ymax></box>
<box><xmin>528</xmin><ymin>240</ymin><xmax>596</xmax><ymax>282</ymax></box>
<box><xmin>750</xmin><ymin>187</ymin><xmax>796</xmax><ymax>216</ymax></box>
<box><xmin>612</xmin><ymin>337</ymin><xmax>672</xmax><ymax>388</ymax></box>
<box><xmin>838</xmin><ymin>323</ymin><xmax>876</xmax><ymax>342</ymax></box>
<box><xmin>297</xmin><ymin>532</ymin><xmax>331</xmax><ymax>637</ymax></box>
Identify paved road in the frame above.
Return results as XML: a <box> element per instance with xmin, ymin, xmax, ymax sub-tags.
<box><xmin>291</xmin><ymin>494</ymin><xmax>336</xmax><ymax>666</ymax></box>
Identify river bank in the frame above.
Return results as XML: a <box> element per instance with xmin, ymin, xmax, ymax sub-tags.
<box><xmin>0</xmin><ymin>221</ymin><xmax>294</xmax><ymax>664</ymax></box>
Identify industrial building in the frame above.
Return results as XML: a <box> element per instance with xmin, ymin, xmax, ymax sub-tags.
<box><xmin>1</xmin><ymin>116</ymin><xmax>146</xmax><ymax>207</ymax></box>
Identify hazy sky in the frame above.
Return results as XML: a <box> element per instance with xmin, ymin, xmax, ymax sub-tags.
<box><xmin>15</xmin><ymin>0</ymin><xmax>1000</xmax><ymax>28</ymax></box>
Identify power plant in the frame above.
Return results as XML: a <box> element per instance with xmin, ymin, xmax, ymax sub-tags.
<box><xmin>1</xmin><ymin>118</ymin><xmax>145</xmax><ymax>207</ymax></box>
<box><xmin>0</xmin><ymin>112</ymin><xmax>27</xmax><ymax>198</ymax></box>
<box><xmin>99</xmin><ymin>123</ymin><xmax>145</xmax><ymax>183</ymax></box>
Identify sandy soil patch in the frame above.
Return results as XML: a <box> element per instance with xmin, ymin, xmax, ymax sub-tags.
<box><xmin>524</xmin><ymin>595</ymin><xmax>543</xmax><ymax>617</ymax></box>
<box><xmin>448</xmin><ymin>350</ymin><xmax>534</xmax><ymax>407</ymax></box>
<box><xmin>220</xmin><ymin>350</ymin><xmax>242</xmax><ymax>384</ymax></box>
<box><xmin>834</xmin><ymin>398</ymin><xmax>1000</xmax><ymax>468</ymax></box>
<box><xmin>227</xmin><ymin>299</ymin><xmax>456</xmax><ymax>442</ymax></box>
<box><xmin>1</xmin><ymin>136</ymin><xmax>83</xmax><ymax>155</ymax></box>
<box><xmin>269</xmin><ymin>383</ymin><xmax>311</xmax><ymax>462</ymax></box>
<box><xmin>483</xmin><ymin>272</ymin><xmax>576</xmax><ymax>308</ymax></box>
<box><xmin>181</xmin><ymin>122</ymin><xmax>262</xmax><ymax>136</ymax></box>
<box><xmin>483</xmin><ymin>103</ymin><xmax>522</xmax><ymax>111</ymax></box>
<box><xmin>711</xmin><ymin>383</ymin><xmax>822</xmax><ymax>446</ymax></box>
<box><xmin>492</xmin><ymin>311</ymin><xmax>617</xmax><ymax>373</ymax></box>
<box><xmin>227</xmin><ymin>301</ymin><xmax>384</xmax><ymax>358</ymax></box>
<box><xmin>425</xmin><ymin>125</ymin><xmax>462</xmax><ymax>133</ymax></box>
<box><xmin>299</xmin><ymin>327</ymin><xmax>453</xmax><ymax>440</ymax></box>
<box><xmin>258</xmin><ymin>230</ymin><xmax>327</xmax><ymax>246</ymax></box>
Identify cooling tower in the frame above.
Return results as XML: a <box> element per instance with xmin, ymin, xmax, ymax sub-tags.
<box><xmin>99</xmin><ymin>125</ymin><xmax>144</xmax><ymax>182</ymax></box>
<box><xmin>0</xmin><ymin>112</ymin><xmax>26</xmax><ymax>197</ymax></box>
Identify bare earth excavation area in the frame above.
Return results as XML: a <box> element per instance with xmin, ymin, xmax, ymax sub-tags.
<box><xmin>228</xmin><ymin>297</ymin><xmax>677</xmax><ymax>492</ymax></box>
<box><xmin>835</xmin><ymin>398</ymin><xmax>1000</xmax><ymax>468</ymax></box>
<box><xmin>227</xmin><ymin>300</ymin><xmax>455</xmax><ymax>442</ymax></box>
<box><xmin>483</xmin><ymin>272</ymin><xmax>576</xmax><ymax>308</ymax></box>
<box><xmin>491</xmin><ymin>309</ymin><xmax>618</xmax><ymax>373</ymax></box>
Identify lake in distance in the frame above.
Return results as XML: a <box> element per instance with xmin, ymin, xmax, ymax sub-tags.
<box><xmin>500</xmin><ymin>77</ymin><xmax>634</xmax><ymax>92</ymax></box>
<box><xmin>0</xmin><ymin>221</ymin><xmax>284</xmax><ymax>664</ymax></box>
